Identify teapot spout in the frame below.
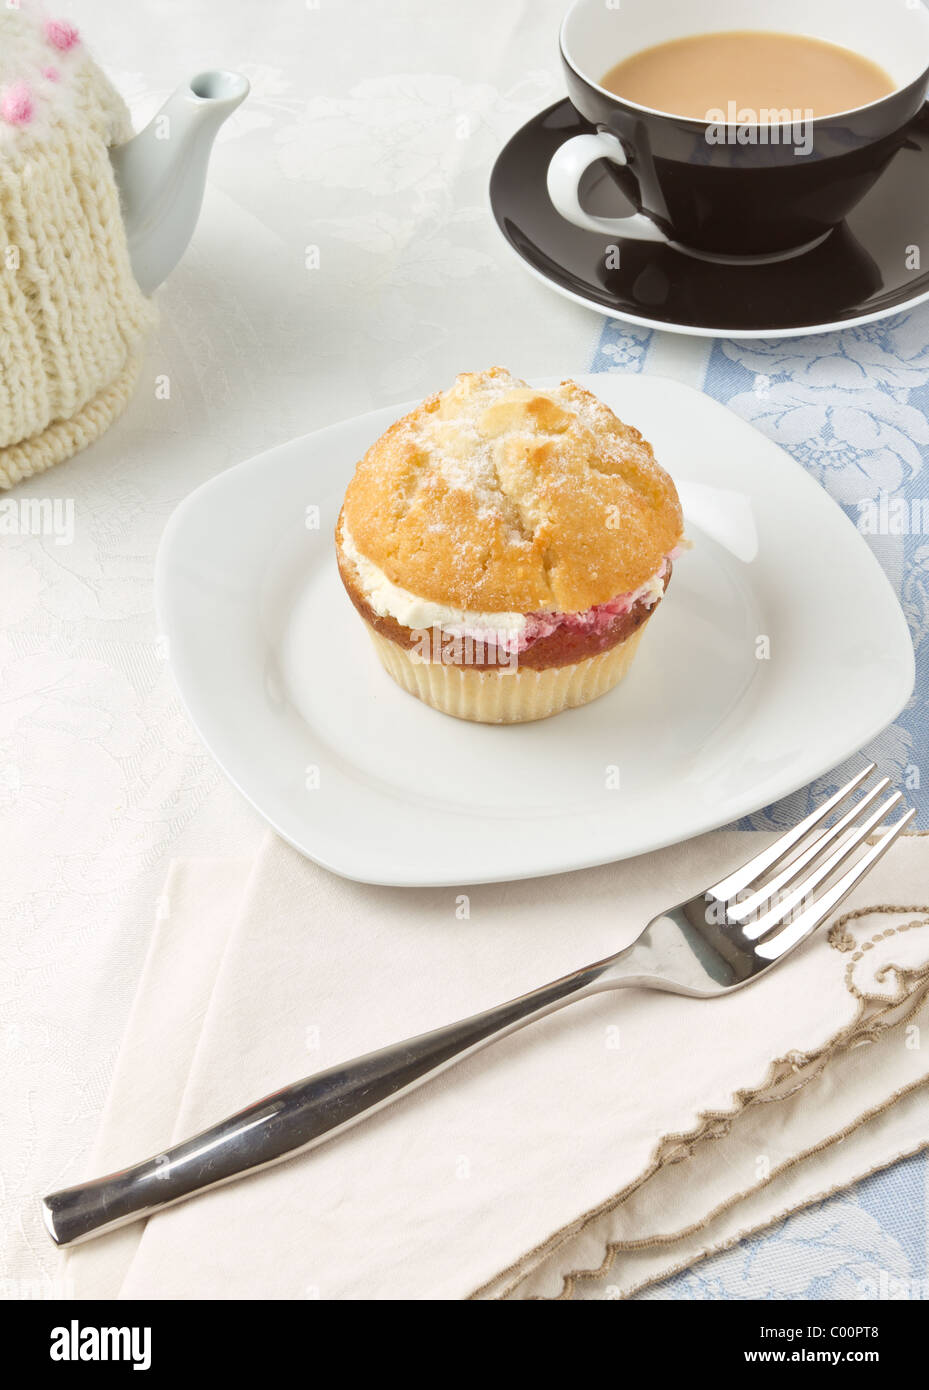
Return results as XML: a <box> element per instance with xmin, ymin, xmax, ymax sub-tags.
<box><xmin>111</xmin><ymin>70</ymin><xmax>249</xmax><ymax>295</ymax></box>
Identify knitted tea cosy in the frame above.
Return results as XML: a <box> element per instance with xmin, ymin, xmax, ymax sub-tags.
<box><xmin>0</xmin><ymin>5</ymin><xmax>157</xmax><ymax>488</ymax></box>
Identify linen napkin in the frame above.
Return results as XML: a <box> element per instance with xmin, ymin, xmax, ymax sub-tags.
<box><xmin>63</xmin><ymin>830</ymin><xmax>929</xmax><ymax>1300</ymax></box>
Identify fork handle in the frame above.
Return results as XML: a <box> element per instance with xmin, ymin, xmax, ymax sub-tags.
<box><xmin>43</xmin><ymin>955</ymin><xmax>618</xmax><ymax>1246</ymax></box>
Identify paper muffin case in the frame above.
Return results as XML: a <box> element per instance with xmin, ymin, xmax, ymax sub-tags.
<box><xmin>366</xmin><ymin>624</ymin><xmax>648</xmax><ymax>724</ymax></box>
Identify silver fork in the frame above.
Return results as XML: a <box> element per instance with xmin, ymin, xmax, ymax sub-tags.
<box><xmin>43</xmin><ymin>763</ymin><xmax>913</xmax><ymax>1247</ymax></box>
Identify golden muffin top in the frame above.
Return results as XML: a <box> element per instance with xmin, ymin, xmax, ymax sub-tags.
<box><xmin>339</xmin><ymin>368</ymin><xmax>683</xmax><ymax>614</ymax></box>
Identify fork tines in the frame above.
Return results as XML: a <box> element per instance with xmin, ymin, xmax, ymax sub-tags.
<box><xmin>707</xmin><ymin>764</ymin><xmax>915</xmax><ymax>960</ymax></box>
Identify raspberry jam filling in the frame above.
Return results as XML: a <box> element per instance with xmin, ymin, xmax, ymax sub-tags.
<box><xmin>448</xmin><ymin>555</ymin><xmax>673</xmax><ymax>656</ymax></box>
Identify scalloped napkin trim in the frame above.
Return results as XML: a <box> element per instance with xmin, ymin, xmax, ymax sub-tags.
<box><xmin>493</xmin><ymin>906</ymin><xmax>929</xmax><ymax>1298</ymax></box>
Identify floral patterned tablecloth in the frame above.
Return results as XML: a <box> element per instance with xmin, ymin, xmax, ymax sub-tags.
<box><xmin>1</xmin><ymin>0</ymin><xmax>925</xmax><ymax>1301</ymax></box>
<box><xmin>590</xmin><ymin>317</ymin><xmax>929</xmax><ymax>1300</ymax></box>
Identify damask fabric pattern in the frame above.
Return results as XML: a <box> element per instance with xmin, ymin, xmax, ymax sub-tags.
<box><xmin>2</xmin><ymin>0</ymin><xmax>927</xmax><ymax>1300</ymax></box>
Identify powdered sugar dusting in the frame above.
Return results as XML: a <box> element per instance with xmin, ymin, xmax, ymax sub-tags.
<box><xmin>343</xmin><ymin>366</ymin><xmax>684</xmax><ymax>616</ymax></box>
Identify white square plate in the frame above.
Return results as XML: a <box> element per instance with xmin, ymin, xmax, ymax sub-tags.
<box><xmin>155</xmin><ymin>374</ymin><xmax>914</xmax><ymax>886</ymax></box>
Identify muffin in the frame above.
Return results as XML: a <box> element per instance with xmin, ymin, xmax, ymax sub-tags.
<box><xmin>336</xmin><ymin>368</ymin><xmax>685</xmax><ymax>724</ymax></box>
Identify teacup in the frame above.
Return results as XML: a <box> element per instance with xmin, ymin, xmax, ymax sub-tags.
<box><xmin>548</xmin><ymin>0</ymin><xmax>929</xmax><ymax>261</ymax></box>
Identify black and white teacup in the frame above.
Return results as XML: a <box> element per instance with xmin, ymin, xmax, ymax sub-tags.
<box><xmin>547</xmin><ymin>0</ymin><xmax>929</xmax><ymax>262</ymax></box>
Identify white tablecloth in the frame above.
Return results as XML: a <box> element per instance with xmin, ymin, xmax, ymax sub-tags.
<box><xmin>3</xmin><ymin>0</ymin><xmax>926</xmax><ymax>1301</ymax></box>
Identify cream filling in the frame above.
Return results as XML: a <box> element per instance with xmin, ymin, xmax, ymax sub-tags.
<box><xmin>339</xmin><ymin>521</ymin><xmax>671</xmax><ymax>636</ymax></box>
<box><xmin>339</xmin><ymin>522</ymin><xmax>528</xmax><ymax>634</ymax></box>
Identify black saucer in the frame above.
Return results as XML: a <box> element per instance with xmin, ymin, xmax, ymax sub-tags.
<box><xmin>490</xmin><ymin>101</ymin><xmax>929</xmax><ymax>338</ymax></box>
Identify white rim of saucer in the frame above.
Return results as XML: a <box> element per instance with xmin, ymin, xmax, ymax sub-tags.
<box><xmin>511</xmin><ymin>245</ymin><xmax>929</xmax><ymax>340</ymax></box>
<box><xmin>490</xmin><ymin>183</ymin><xmax>929</xmax><ymax>339</ymax></box>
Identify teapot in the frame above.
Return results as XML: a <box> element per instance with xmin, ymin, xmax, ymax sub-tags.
<box><xmin>0</xmin><ymin>6</ymin><xmax>248</xmax><ymax>488</ymax></box>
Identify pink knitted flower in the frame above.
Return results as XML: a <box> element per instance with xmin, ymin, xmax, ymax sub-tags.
<box><xmin>44</xmin><ymin>18</ymin><xmax>80</xmax><ymax>51</ymax></box>
<box><xmin>0</xmin><ymin>81</ymin><xmax>34</xmax><ymax>126</ymax></box>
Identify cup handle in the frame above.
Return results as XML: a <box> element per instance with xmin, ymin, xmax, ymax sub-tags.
<box><xmin>546</xmin><ymin>131</ymin><xmax>669</xmax><ymax>243</ymax></box>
